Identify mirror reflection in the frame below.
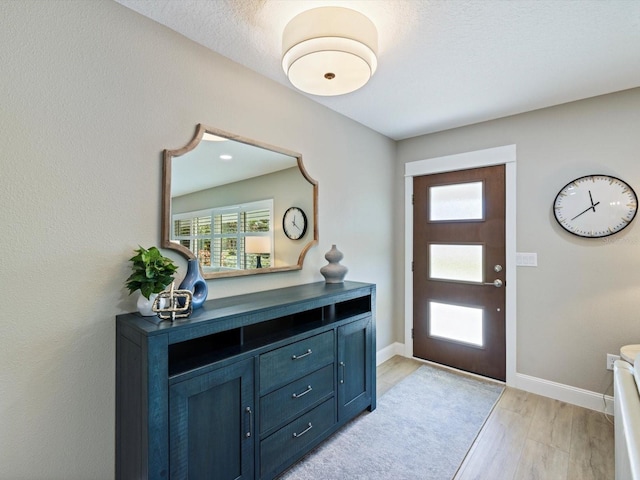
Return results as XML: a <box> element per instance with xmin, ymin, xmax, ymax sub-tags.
<box><xmin>162</xmin><ymin>125</ymin><xmax>318</xmax><ymax>279</ymax></box>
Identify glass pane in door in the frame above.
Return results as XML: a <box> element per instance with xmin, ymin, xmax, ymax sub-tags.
<box><xmin>429</xmin><ymin>301</ymin><xmax>484</xmax><ymax>347</ymax></box>
<box><xmin>429</xmin><ymin>182</ymin><xmax>483</xmax><ymax>221</ymax></box>
<box><xmin>429</xmin><ymin>244</ymin><xmax>483</xmax><ymax>282</ymax></box>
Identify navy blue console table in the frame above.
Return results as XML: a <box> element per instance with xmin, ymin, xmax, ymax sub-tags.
<box><xmin>116</xmin><ymin>281</ymin><xmax>376</xmax><ymax>479</ymax></box>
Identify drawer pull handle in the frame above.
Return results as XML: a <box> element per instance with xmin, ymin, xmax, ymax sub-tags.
<box><xmin>292</xmin><ymin>422</ymin><xmax>313</xmax><ymax>438</ymax></box>
<box><xmin>245</xmin><ymin>406</ymin><xmax>252</xmax><ymax>438</ymax></box>
<box><xmin>340</xmin><ymin>361</ymin><xmax>346</xmax><ymax>384</ymax></box>
<box><xmin>292</xmin><ymin>385</ymin><xmax>313</xmax><ymax>399</ymax></box>
<box><xmin>292</xmin><ymin>348</ymin><xmax>312</xmax><ymax>360</ymax></box>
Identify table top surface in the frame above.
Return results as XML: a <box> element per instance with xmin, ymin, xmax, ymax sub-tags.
<box><xmin>117</xmin><ymin>280</ymin><xmax>375</xmax><ymax>336</ymax></box>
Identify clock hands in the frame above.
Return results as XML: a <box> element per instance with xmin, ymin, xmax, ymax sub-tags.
<box><xmin>569</xmin><ymin>190</ymin><xmax>599</xmax><ymax>221</ymax></box>
<box><xmin>588</xmin><ymin>190</ymin><xmax>597</xmax><ymax>212</ymax></box>
<box><xmin>571</xmin><ymin>201</ymin><xmax>600</xmax><ymax>221</ymax></box>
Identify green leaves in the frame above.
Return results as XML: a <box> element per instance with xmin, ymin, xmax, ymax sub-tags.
<box><xmin>125</xmin><ymin>246</ymin><xmax>178</xmax><ymax>299</ymax></box>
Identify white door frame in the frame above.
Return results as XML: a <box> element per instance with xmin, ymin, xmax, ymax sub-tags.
<box><xmin>404</xmin><ymin>145</ymin><xmax>517</xmax><ymax>385</ymax></box>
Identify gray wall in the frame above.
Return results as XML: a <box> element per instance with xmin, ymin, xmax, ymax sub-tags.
<box><xmin>397</xmin><ymin>87</ymin><xmax>640</xmax><ymax>394</ymax></box>
<box><xmin>3</xmin><ymin>0</ymin><xmax>638</xmax><ymax>478</ymax></box>
<box><xmin>0</xmin><ymin>1</ymin><xmax>396</xmax><ymax>478</ymax></box>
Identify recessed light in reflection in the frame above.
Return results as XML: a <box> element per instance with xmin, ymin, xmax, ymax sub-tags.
<box><xmin>220</xmin><ymin>154</ymin><xmax>233</xmax><ymax>161</ymax></box>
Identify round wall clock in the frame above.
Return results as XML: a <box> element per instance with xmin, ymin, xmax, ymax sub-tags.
<box><xmin>283</xmin><ymin>207</ymin><xmax>308</xmax><ymax>240</ymax></box>
<box><xmin>553</xmin><ymin>174</ymin><xmax>638</xmax><ymax>238</ymax></box>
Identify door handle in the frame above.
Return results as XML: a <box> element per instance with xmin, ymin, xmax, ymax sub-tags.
<box><xmin>484</xmin><ymin>279</ymin><xmax>503</xmax><ymax>287</ymax></box>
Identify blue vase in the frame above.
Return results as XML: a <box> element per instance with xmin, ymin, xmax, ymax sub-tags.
<box><xmin>179</xmin><ymin>259</ymin><xmax>208</xmax><ymax>309</ymax></box>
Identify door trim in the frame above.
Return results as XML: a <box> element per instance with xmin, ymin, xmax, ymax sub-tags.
<box><xmin>404</xmin><ymin>145</ymin><xmax>516</xmax><ymax>385</ymax></box>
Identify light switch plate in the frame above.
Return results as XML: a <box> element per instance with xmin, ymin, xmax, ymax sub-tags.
<box><xmin>516</xmin><ymin>252</ymin><xmax>538</xmax><ymax>267</ymax></box>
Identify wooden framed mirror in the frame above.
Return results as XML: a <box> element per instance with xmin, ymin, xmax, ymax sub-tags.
<box><xmin>161</xmin><ymin>125</ymin><xmax>318</xmax><ymax>279</ymax></box>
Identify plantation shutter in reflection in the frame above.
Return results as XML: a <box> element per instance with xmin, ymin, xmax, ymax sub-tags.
<box><xmin>173</xmin><ymin>200</ymin><xmax>273</xmax><ymax>271</ymax></box>
<box><xmin>245</xmin><ymin>209</ymin><xmax>270</xmax><ymax>232</ymax></box>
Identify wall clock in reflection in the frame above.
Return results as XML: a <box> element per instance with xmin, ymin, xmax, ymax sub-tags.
<box><xmin>283</xmin><ymin>207</ymin><xmax>307</xmax><ymax>240</ymax></box>
<box><xmin>553</xmin><ymin>174</ymin><xmax>638</xmax><ymax>238</ymax></box>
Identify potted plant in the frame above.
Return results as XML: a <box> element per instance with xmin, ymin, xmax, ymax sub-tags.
<box><xmin>125</xmin><ymin>246</ymin><xmax>178</xmax><ymax>315</ymax></box>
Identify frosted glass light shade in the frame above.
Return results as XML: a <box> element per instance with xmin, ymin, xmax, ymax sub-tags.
<box><xmin>282</xmin><ymin>7</ymin><xmax>378</xmax><ymax>96</ymax></box>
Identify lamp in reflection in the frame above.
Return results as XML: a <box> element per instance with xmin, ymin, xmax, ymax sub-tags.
<box><xmin>245</xmin><ymin>236</ymin><xmax>271</xmax><ymax>269</ymax></box>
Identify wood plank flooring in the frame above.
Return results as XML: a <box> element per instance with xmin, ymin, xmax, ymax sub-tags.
<box><xmin>377</xmin><ymin>356</ymin><xmax>615</xmax><ymax>480</ymax></box>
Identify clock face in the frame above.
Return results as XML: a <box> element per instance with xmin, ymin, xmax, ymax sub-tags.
<box><xmin>553</xmin><ymin>175</ymin><xmax>637</xmax><ymax>238</ymax></box>
<box><xmin>283</xmin><ymin>207</ymin><xmax>307</xmax><ymax>240</ymax></box>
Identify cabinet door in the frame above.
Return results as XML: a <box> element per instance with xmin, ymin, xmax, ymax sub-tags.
<box><xmin>337</xmin><ymin>316</ymin><xmax>373</xmax><ymax>422</ymax></box>
<box><xmin>170</xmin><ymin>358</ymin><xmax>254</xmax><ymax>480</ymax></box>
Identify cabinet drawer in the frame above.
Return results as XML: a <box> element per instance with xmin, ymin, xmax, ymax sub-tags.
<box><xmin>260</xmin><ymin>364</ymin><xmax>334</xmax><ymax>434</ymax></box>
<box><xmin>260</xmin><ymin>398</ymin><xmax>335</xmax><ymax>477</ymax></box>
<box><xmin>259</xmin><ymin>331</ymin><xmax>334</xmax><ymax>394</ymax></box>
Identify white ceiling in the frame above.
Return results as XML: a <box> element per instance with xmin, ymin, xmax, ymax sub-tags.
<box><xmin>115</xmin><ymin>0</ymin><xmax>640</xmax><ymax>140</ymax></box>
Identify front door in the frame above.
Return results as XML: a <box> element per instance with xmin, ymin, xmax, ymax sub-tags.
<box><xmin>413</xmin><ymin>165</ymin><xmax>506</xmax><ymax>381</ymax></box>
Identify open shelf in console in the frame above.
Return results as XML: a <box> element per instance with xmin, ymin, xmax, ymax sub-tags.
<box><xmin>322</xmin><ymin>295</ymin><xmax>371</xmax><ymax>322</ymax></box>
<box><xmin>169</xmin><ymin>328</ymin><xmax>242</xmax><ymax>378</ymax></box>
<box><xmin>243</xmin><ymin>308</ymin><xmax>323</xmax><ymax>349</ymax></box>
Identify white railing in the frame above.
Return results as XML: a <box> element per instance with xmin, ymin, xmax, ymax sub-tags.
<box><xmin>614</xmin><ymin>358</ymin><xmax>640</xmax><ymax>480</ymax></box>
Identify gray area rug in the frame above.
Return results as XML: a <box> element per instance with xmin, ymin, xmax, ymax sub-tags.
<box><xmin>278</xmin><ymin>364</ymin><xmax>504</xmax><ymax>480</ymax></box>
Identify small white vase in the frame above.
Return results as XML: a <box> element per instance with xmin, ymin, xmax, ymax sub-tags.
<box><xmin>137</xmin><ymin>293</ymin><xmax>158</xmax><ymax>316</ymax></box>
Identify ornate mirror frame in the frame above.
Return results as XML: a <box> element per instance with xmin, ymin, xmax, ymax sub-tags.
<box><xmin>161</xmin><ymin>124</ymin><xmax>318</xmax><ymax>279</ymax></box>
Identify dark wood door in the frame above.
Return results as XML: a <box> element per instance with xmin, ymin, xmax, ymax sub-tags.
<box><xmin>413</xmin><ymin>165</ymin><xmax>506</xmax><ymax>381</ymax></box>
<box><xmin>337</xmin><ymin>316</ymin><xmax>373</xmax><ymax>421</ymax></box>
<box><xmin>170</xmin><ymin>358</ymin><xmax>254</xmax><ymax>480</ymax></box>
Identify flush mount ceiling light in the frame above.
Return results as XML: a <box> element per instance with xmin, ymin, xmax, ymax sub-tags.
<box><xmin>282</xmin><ymin>7</ymin><xmax>378</xmax><ymax>96</ymax></box>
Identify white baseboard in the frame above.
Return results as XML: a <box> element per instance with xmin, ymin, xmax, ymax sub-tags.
<box><xmin>513</xmin><ymin>372</ymin><xmax>614</xmax><ymax>415</ymax></box>
<box><xmin>377</xmin><ymin>343</ymin><xmax>615</xmax><ymax>415</ymax></box>
<box><xmin>376</xmin><ymin>342</ymin><xmax>405</xmax><ymax>366</ymax></box>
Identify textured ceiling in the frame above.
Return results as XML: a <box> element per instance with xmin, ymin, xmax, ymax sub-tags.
<box><xmin>115</xmin><ymin>0</ymin><xmax>640</xmax><ymax>140</ymax></box>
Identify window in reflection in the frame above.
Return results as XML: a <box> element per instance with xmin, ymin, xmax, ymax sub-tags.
<box><xmin>173</xmin><ymin>199</ymin><xmax>273</xmax><ymax>271</ymax></box>
<box><xmin>174</xmin><ymin>214</ymin><xmax>212</xmax><ymax>265</ymax></box>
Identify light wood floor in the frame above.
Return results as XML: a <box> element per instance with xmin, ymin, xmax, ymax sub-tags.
<box><xmin>377</xmin><ymin>356</ymin><xmax>615</xmax><ymax>480</ymax></box>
